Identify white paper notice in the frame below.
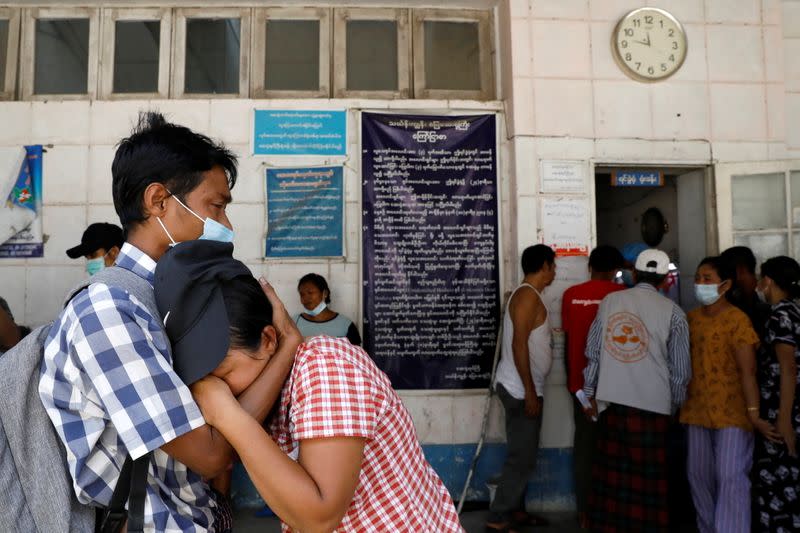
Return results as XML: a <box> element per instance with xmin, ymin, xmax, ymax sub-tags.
<box><xmin>541</xmin><ymin>197</ymin><xmax>591</xmax><ymax>252</ymax></box>
<box><xmin>540</xmin><ymin>160</ymin><xmax>586</xmax><ymax>193</ymax></box>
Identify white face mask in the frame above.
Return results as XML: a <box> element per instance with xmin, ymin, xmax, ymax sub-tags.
<box><xmin>756</xmin><ymin>287</ymin><xmax>767</xmax><ymax>303</ymax></box>
<box><xmin>305</xmin><ymin>301</ymin><xmax>327</xmax><ymax>316</ymax></box>
<box><xmin>694</xmin><ymin>283</ymin><xmax>722</xmax><ymax>306</ymax></box>
<box><xmin>157</xmin><ymin>192</ymin><xmax>235</xmax><ymax>246</ymax></box>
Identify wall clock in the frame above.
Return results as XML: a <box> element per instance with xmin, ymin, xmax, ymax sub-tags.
<box><xmin>612</xmin><ymin>8</ymin><xmax>687</xmax><ymax>82</ymax></box>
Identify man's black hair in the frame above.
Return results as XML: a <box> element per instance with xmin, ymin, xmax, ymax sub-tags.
<box><xmin>298</xmin><ymin>273</ymin><xmax>331</xmax><ymax>304</ymax></box>
<box><xmin>720</xmin><ymin>246</ymin><xmax>757</xmax><ymax>275</ymax></box>
<box><xmin>521</xmin><ymin>245</ymin><xmax>555</xmax><ymax>275</ymax></box>
<box><xmin>0</xmin><ymin>296</ymin><xmax>12</xmax><ymax>322</ymax></box>
<box><xmin>589</xmin><ymin>245</ymin><xmax>624</xmax><ymax>273</ymax></box>
<box><xmin>112</xmin><ymin>111</ymin><xmax>238</xmax><ymax>232</ymax></box>
<box><xmin>635</xmin><ymin>270</ymin><xmax>667</xmax><ymax>287</ymax></box>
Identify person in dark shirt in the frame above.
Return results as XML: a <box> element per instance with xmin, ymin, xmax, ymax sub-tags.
<box><xmin>561</xmin><ymin>245</ymin><xmax>625</xmax><ymax>529</ymax></box>
<box><xmin>0</xmin><ymin>297</ymin><xmax>29</xmax><ymax>355</ymax></box>
<box><xmin>721</xmin><ymin>246</ymin><xmax>771</xmax><ymax>335</ymax></box>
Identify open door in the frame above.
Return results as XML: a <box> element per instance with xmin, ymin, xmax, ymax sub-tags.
<box><xmin>715</xmin><ymin>161</ymin><xmax>800</xmax><ymax>264</ymax></box>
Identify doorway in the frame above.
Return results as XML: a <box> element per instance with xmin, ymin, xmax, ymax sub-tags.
<box><xmin>594</xmin><ymin>165</ymin><xmax>713</xmax><ymax>311</ymax></box>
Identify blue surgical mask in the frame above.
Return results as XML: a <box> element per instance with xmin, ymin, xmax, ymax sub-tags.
<box><xmin>157</xmin><ymin>193</ymin><xmax>235</xmax><ymax>245</ymax></box>
<box><xmin>86</xmin><ymin>257</ymin><xmax>105</xmax><ymax>276</ymax></box>
<box><xmin>694</xmin><ymin>283</ymin><xmax>722</xmax><ymax>306</ymax></box>
<box><xmin>306</xmin><ymin>301</ymin><xmax>327</xmax><ymax>316</ymax></box>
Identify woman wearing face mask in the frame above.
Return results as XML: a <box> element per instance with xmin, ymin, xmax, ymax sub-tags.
<box><xmin>679</xmin><ymin>256</ymin><xmax>772</xmax><ymax>533</ymax></box>
<box><xmin>751</xmin><ymin>256</ymin><xmax>800</xmax><ymax>533</ymax></box>
<box><xmin>295</xmin><ymin>273</ymin><xmax>361</xmax><ymax>346</ymax></box>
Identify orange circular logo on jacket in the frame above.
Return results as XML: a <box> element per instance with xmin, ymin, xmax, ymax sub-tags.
<box><xmin>605</xmin><ymin>312</ymin><xmax>648</xmax><ymax>363</ymax></box>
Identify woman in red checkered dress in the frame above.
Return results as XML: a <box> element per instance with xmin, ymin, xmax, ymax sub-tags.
<box><xmin>192</xmin><ymin>275</ymin><xmax>464</xmax><ymax>533</ymax></box>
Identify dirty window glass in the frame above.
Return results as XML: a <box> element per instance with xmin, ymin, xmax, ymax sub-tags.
<box><xmin>732</xmin><ymin>173</ymin><xmax>785</xmax><ymax>231</ymax></box>
<box><xmin>265</xmin><ymin>19</ymin><xmax>319</xmax><ymax>91</ymax></box>
<box><xmin>424</xmin><ymin>21</ymin><xmax>480</xmax><ymax>90</ymax></box>
<box><xmin>114</xmin><ymin>20</ymin><xmax>160</xmax><ymax>93</ymax></box>
<box><xmin>35</xmin><ymin>18</ymin><xmax>90</xmax><ymax>94</ymax></box>
<box><xmin>185</xmin><ymin>18</ymin><xmax>240</xmax><ymax>94</ymax></box>
<box><xmin>0</xmin><ymin>20</ymin><xmax>8</xmax><ymax>85</ymax></box>
<box><xmin>346</xmin><ymin>20</ymin><xmax>397</xmax><ymax>91</ymax></box>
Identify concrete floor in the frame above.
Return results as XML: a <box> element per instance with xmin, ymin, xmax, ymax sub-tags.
<box><xmin>232</xmin><ymin>509</ymin><xmax>583</xmax><ymax>532</ymax></box>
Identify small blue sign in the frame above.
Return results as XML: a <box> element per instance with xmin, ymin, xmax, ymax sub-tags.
<box><xmin>611</xmin><ymin>169</ymin><xmax>664</xmax><ymax>187</ymax></box>
<box><xmin>254</xmin><ymin>110</ymin><xmax>347</xmax><ymax>156</ymax></box>
<box><xmin>265</xmin><ymin>166</ymin><xmax>344</xmax><ymax>257</ymax></box>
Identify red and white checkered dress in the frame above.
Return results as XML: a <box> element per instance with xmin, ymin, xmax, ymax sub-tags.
<box><xmin>269</xmin><ymin>336</ymin><xmax>464</xmax><ymax>532</ymax></box>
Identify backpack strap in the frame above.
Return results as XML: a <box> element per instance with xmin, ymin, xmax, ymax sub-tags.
<box><xmin>97</xmin><ymin>453</ymin><xmax>150</xmax><ymax>533</ymax></box>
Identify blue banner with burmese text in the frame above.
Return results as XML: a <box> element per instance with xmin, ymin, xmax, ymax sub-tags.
<box><xmin>265</xmin><ymin>166</ymin><xmax>344</xmax><ymax>258</ymax></box>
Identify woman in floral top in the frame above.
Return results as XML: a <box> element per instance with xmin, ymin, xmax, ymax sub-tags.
<box><xmin>680</xmin><ymin>256</ymin><xmax>768</xmax><ymax>533</ymax></box>
<box><xmin>753</xmin><ymin>256</ymin><xmax>800</xmax><ymax>533</ymax></box>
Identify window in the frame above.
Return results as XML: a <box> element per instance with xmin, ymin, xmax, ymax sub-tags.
<box><xmin>723</xmin><ymin>164</ymin><xmax>800</xmax><ymax>265</ymax></box>
<box><xmin>333</xmin><ymin>8</ymin><xmax>409</xmax><ymax>98</ymax></box>
<box><xmin>413</xmin><ymin>9</ymin><xmax>493</xmax><ymax>100</ymax></box>
<box><xmin>100</xmin><ymin>8</ymin><xmax>171</xmax><ymax>98</ymax></box>
<box><xmin>173</xmin><ymin>9</ymin><xmax>250</xmax><ymax>98</ymax></box>
<box><xmin>21</xmin><ymin>8</ymin><xmax>99</xmax><ymax>99</ymax></box>
<box><xmin>251</xmin><ymin>8</ymin><xmax>329</xmax><ymax>98</ymax></box>
<box><xmin>0</xmin><ymin>8</ymin><xmax>20</xmax><ymax>100</ymax></box>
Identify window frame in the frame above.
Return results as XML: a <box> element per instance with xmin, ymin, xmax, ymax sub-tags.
<box><xmin>99</xmin><ymin>8</ymin><xmax>171</xmax><ymax>100</ymax></box>
<box><xmin>251</xmin><ymin>7</ymin><xmax>330</xmax><ymax>99</ymax></box>
<box><xmin>0</xmin><ymin>8</ymin><xmax>20</xmax><ymax>101</ymax></box>
<box><xmin>21</xmin><ymin>7</ymin><xmax>100</xmax><ymax>100</ymax></box>
<box><xmin>716</xmin><ymin>161</ymin><xmax>800</xmax><ymax>261</ymax></box>
<box><xmin>172</xmin><ymin>7</ymin><xmax>251</xmax><ymax>99</ymax></box>
<box><xmin>332</xmin><ymin>7</ymin><xmax>410</xmax><ymax>99</ymax></box>
<box><xmin>412</xmin><ymin>8</ymin><xmax>494</xmax><ymax>101</ymax></box>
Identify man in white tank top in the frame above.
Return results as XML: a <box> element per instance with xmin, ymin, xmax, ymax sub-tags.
<box><xmin>488</xmin><ymin>245</ymin><xmax>555</xmax><ymax>532</ymax></box>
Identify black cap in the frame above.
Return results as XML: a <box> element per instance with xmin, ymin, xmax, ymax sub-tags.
<box><xmin>66</xmin><ymin>223</ymin><xmax>124</xmax><ymax>259</ymax></box>
<box><xmin>154</xmin><ymin>240</ymin><xmax>252</xmax><ymax>385</ymax></box>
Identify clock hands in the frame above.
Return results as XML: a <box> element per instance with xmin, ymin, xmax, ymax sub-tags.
<box><xmin>632</xmin><ymin>33</ymin><xmax>651</xmax><ymax>47</ymax></box>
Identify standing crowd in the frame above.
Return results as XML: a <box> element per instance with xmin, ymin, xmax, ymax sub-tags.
<box><xmin>489</xmin><ymin>241</ymin><xmax>800</xmax><ymax>533</ymax></box>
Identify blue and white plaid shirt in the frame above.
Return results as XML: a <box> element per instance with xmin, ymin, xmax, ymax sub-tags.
<box><xmin>39</xmin><ymin>243</ymin><xmax>216</xmax><ymax>532</ymax></box>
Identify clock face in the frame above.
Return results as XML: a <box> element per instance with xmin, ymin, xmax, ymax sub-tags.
<box><xmin>613</xmin><ymin>8</ymin><xmax>687</xmax><ymax>82</ymax></box>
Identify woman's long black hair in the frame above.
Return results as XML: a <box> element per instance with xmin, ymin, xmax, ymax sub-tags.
<box><xmin>220</xmin><ymin>276</ymin><xmax>274</xmax><ymax>352</ymax></box>
<box><xmin>761</xmin><ymin>256</ymin><xmax>800</xmax><ymax>300</ymax></box>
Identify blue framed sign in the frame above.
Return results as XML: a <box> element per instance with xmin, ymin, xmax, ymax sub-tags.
<box><xmin>265</xmin><ymin>166</ymin><xmax>344</xmax><ymax>257</ymax></box>
<box><xmin>611</xmin><ymin>169</ymin><xmax>664</xmax><ymax>187</ymax></box>
<box><xmin>253</xmin><ymin>110</ymin><xmax>346</xmax><ymax>156</ymax></box>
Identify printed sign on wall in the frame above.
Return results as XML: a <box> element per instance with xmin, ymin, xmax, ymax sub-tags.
<box><xmin>611</xmin><ymin>169</ymin><xmax>664</xmax><ymax>187</ymax></box>
<box><xmin>540</xmin><ymin>197</ymin><xmax>591</xmax><ymax>257</ymax></box>
<box><xmin>254</xmin><ymin>110</ymin><xmax>347</xmax><ymax>156</ymax></box>
<box><xmin>0</xmin><ymin>145</ymin><xmax>44</xmax><ymax>258</ymax></box>
<box><xmin>362</xmin><ymin>113</ymin><xmax>500</xmax><ymax>389</ymax></box>
<box><xmin>265</xmin><ymin>166</ymin><xmax>344</xmax><ymax>257</ymax></box>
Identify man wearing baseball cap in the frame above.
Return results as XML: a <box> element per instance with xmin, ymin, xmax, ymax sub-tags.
<box><xmin>66</xmin><ymin>222</ymin><xmax>124</xmax><ymax>276</ymax></box>
<box><xmin>581</xmin><ymin>248</ymin><xmax>691</xmax><ymax>532</ymax></box>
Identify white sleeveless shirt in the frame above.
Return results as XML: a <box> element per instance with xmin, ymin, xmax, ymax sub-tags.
<box><xmin>495</xmin><ymin>283</ymin><xmax>553</xmax><ymax>399</ymax></box>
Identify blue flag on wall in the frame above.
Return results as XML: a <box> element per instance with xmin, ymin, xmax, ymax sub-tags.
<box><xmin>0</xmin><ymin>145</ymin><xmax>44</xmax><ymax>258</ymax></box>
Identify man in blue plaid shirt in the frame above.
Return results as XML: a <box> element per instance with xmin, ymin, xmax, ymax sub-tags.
<box><xmin>39</xmin><ymin>112</ymin><xmax>298</xmax><ymax>532</ymax></box>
